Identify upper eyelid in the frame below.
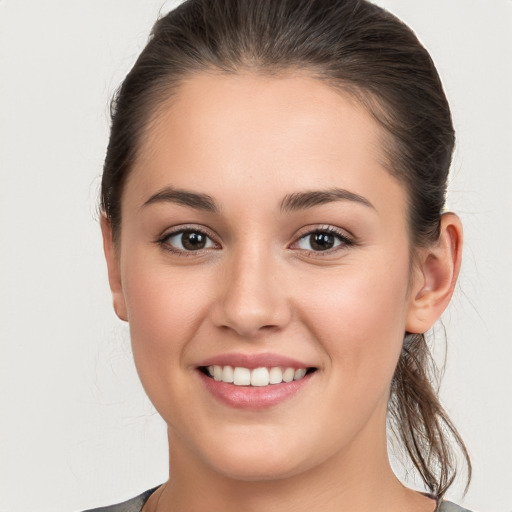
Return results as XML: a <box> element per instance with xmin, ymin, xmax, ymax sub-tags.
<box><xmin>160</xmin><ymin>224</ymin><xmax>217</xmax><ymax>239</ymax></box>
<box><xmin>289</xmin><ymin>226</ymin><xmax>356</xmax><ymax>254</ymax></box>
<box><xmin>157</xmin><ymin>224</ymin><xmax>354</xmax><ymax>247</ymax></box>
<box><xmin>158</xmin><ymin>225</ymin><xmax>221</xmax><ymax>250</ymax></box>
<box><xmin>293</xmin><ymin>225</ymin><xmax>354</xmax><ymax>241</ymax></box>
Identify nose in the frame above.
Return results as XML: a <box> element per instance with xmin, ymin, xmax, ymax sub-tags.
<box><xmin>210</xmin><ymin>245</ymin><xmax>292</xmax><ymax>338</ymax></box>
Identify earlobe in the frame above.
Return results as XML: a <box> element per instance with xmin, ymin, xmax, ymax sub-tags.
<box><xmin>406</xmin><ymin>213</ymin><xmax>463</xmax><ymax>333</ymax></box>
<box><xmin>100</xmin><ymin>215</ymin><xmax>128</xmax><ymax>322</ymax></box>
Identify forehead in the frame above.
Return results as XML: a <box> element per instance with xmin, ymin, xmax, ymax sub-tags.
<box><xmin>127</xmin><ymin>71</ymin><xmax>406</xmax><ymax>217</ymax></box>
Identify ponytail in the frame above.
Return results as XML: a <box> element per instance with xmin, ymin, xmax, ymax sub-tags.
<box><xmin>389</xmin><ymin>333</ymin><xmax>472</xmax><ymax>496</ymax></box>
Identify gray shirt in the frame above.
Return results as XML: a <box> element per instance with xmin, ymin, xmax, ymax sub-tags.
<box><xmin>82</xmin><ymin>487</ymin><xmax>474</xmax><ymax>512</ymax></box>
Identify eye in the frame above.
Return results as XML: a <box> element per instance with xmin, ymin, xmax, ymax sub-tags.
<box><xmin>160</xmin><ymin>229</ymin><xmax>217</xmax><ymax>252</ymax></box>
<box><xmin>295</xmin><ymin>228</ymin><xmax>353</xmax><ymax>252</ymax></box>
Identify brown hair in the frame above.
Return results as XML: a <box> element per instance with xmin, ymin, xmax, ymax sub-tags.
<box><xmin>101</xmin><ymin>0</ymin><xmax>471</xmax><ymax>496</ymax></box>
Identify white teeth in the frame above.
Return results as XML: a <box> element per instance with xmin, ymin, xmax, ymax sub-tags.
<box><xmin>213</xmin><ymin>365</ymin><xmax>222</xmax><ymax>381</ymax></box>
<box><xmin>205</xmin><ymin>365</ymin><xmax>311</xmax><ymax>386</ymax></box>
<box><xmin>269</xmin><ymin>367</ymin><xmax>283</xmax><ymax>384</ymax></box>
<box><xmin>294</xmin><ymin>368</ymin><xmax>307</xmax><ymax>380</ymax></box>
<box><xmin>222</xmin><ymin>365</ymin><xmax>234</xmax><ymax>383</ymax></box>
<box><xmin>282</xmin><ymin>367</ymin><xmax>295</xmax><ymax>383</ymax></box>
<box><xmin>233</xmin><ymin>367</ymin><xmax>251</xmax><ymax>386</ymax></box>
<box><xmin>250</xmin><ymin>367</ymin><xmax>269</xmax><ymax>387</ymax></box>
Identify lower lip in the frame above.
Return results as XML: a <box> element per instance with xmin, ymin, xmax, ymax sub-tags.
<box><xmin>198</xmin><ymin>370</ymin><xmax>314</xmax><ymax>410</ymax></box>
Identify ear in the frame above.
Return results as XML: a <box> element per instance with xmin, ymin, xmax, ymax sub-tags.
<box><xmin>101</xmin><ymin>215</ymin><xmax>128</xmax><ymax>322</ymax></box>
<box><xmin>406</xmin><ymin>212</ymin><xmax>463</xmax><ymax>333</ymax></box>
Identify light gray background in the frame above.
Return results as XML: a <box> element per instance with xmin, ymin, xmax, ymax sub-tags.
<box><xmin>0</xmin><ymin>1</ymin><xmax>510</xmax><ymax>511</ymax></box>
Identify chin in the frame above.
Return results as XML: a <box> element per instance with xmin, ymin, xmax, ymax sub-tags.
<box><xmin>192</xmin><ymin>428</ymin><xmax>324</xmax><ymax>482</ymax></box>
<box><xmin>207</xmin><ymin>452</ymin><xmax>306</xmax><ymax>482</ymax></box>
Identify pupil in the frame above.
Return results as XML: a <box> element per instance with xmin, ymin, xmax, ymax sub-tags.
<box><xmin>311</xmin><ymin>232</ymin><xmax>334</xmax><ymax>251</ymax></box>
<box><xmin>182</xmin><ymin>231</ymin><xmax>206</xmax><ymax>250</ymax></box>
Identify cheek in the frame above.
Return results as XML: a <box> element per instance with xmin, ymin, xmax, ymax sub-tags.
<box><xmin>294</xmin><ymin>250</ymin><xmax>410</xmax><ymax>381</ymax></box>
<box><xmin>120</xmin><ymin>253</ymin><xmax>212</xmax><ymax>389</ymax></box>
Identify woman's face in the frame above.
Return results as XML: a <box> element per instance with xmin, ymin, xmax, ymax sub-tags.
<box><xmin>108</xmin><ymin>72</ymin><xmax>423</xmax><ymax>480</ymax></box>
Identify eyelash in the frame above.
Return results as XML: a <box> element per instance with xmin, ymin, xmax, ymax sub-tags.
<box><xmin>156</xmin><ymin>226</ymin><xmax>220</xmax><ymax>257</ymax></box>
<box><xmin>156</xmin><ymin>225</ymin><xmax>355</xmax><ymax>257</ymax></box>
<box><xmin>292</xmin><ymin>226</ymin><xmax>355</xmax><ymax>255</ymax></box>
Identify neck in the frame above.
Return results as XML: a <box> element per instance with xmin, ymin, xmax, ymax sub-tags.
<box><xmin>145</xmin><ymin>420</ymin><xmax>436</xmax><ymax>512</ymax></box>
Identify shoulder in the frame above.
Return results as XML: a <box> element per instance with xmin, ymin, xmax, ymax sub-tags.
<box><xmin>438</xmin><ymin>499</ymin><xmax>474</xmax><ymax>512</ymax></box>
<box><xmin>81</xmin><ymin>487</ymin><xmax>159</xmax><ymax>512</ymax></box>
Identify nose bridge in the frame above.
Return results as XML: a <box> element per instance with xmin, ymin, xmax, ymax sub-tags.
<box><xmin>212</xmin><ymin>236</ymin><xmax>290</xmax><ymax>337</ymax></box>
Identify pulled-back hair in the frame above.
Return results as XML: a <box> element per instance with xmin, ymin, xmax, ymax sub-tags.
<box><xmin>101</xmin><ymin>0</ymin><xmax>471</xmax><ymax>496</ymax></box>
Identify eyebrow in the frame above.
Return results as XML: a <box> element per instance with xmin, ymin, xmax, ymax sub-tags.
<box><xmin>280</xmin><ymin>188</ymin><xmax>375</xmax><ymax>212</ymax></box>
<box><xmin>142</xmin><ymin>186</ymin><xmax>220</xmax><ymax>212</ymax></box>
<box><xmin>141</xmin><ymin>186</ymin><xmax>374</xmax><ymax>214</ymax></box>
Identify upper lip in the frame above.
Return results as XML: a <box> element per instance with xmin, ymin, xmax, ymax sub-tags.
<box><xmin>197</xmin><ymin>352</ymin><xmax>316</xmax><ymax>370</ymax></box>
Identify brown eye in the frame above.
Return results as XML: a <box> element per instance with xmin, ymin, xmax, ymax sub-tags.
<box><xmin>309</xmin><ymin>232</ymin><xmax>336</xmax><ymax>251</ymax></box>
<box><xmin>295</xmin><ymin>229</ymin><xmax>352</xmax><ymax>252</ymax></box>
<box><xmin>181</xmin><ymin>231</ymin><xmax>207</xmax><ymax>250</ymax></box>
<box><xmin>164</xmin><ymin>229</ymin><xmax>216</xmax><ymax>251</ymax></box>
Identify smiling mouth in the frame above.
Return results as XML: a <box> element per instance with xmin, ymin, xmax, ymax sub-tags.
<box><xmin>199</xmin><ymin>365</ymin><xmax>317</xmax><ymax>387</ymax></box>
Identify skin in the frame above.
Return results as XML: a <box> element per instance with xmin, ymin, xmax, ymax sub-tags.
<box><xmin>102</xmin><ymin>72</ymin><xmax>463</xmax><ymax>512</ymax></box>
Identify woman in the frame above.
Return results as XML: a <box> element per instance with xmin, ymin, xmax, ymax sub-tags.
<box><xmin>91</xmin><ymin>0</ymin><xmax>472</xmax><ymax>510</ymax></box>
